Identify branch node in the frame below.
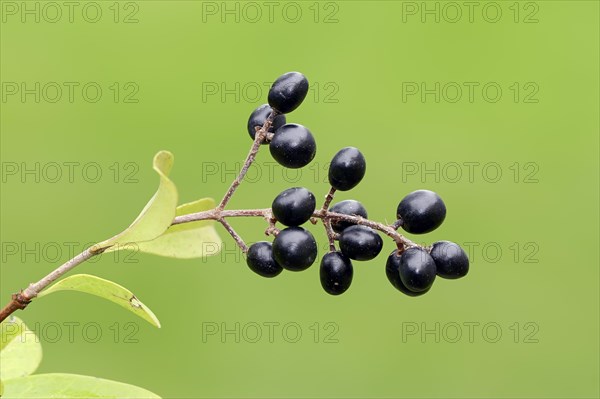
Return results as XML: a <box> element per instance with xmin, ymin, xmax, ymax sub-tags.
<box><xmin>13</xmin><ymin>292</ymin><xmax>32</xmax><ymax>309</ymax></box>
<box><xmin>89</xmin><ymin>245</ymin><xmax>108</xmax><ymax>255</ymax></box>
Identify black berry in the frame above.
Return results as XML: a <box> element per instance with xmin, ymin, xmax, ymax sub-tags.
<box><xmin>269</xmin><ymin>123</ymin><xmax>316</xmax><ymax>168</ymax></box>
<box><xmin>396</xmin><ymin>190</ymin><xmax>446</xmax><ymax>234</ymax></box>
<box><xmin>339</xmin><ymin>225</ymin><xmax>383</xmax><ymax>261</ymax></box>
<box><xmin>397</xmin><ymin>247</ymin><xmax>437</xmax><ymax>292</ymax></box>
<box><xmin>329</xmin><ymin>200</ymin><xmax>368</xmax><ymax>233</ymax></box>
<box><xmin>247</xmin><ymin>104</ymin><xmax>286</xmax><ymax>144</ymax></box>
<box><xmin>246</xmin><ymin>242</ymin><xmax>283</xmax><ymax>278</ymax></box>
<box><xmin>272</xmin><ymin>187</ymin><xmax>316</xmax><ymax>227</ymax></box>
<box><xmin>386</xmin><ymin>250</ymin><xmax>430</xmax><ymax>296</ymax></box>
<box><xmin>430</xmin><ymin>241</ymin><xmax>469</xmax><ymax>279</ymax></box>
<box><xmin>328</xmin><ymin>147</ymin><xmax>366</xmax><ymax>191</ymax></box>
<box><xmin>320</xmin><ymin>252</ymin><xmax>353</xmax><ymax>295</ymax></box>
<box><xmin>268</xmin><ymin>72</ymin><xmax>309</xmax><ymax>114</ymax></box>
<box><xmin>272</xmin><ymin>227</ymin><xmax>318</xmax><ymax>271</ymax></box>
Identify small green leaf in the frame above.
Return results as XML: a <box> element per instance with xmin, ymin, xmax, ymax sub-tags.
<box><xmin>0</xmin><ymin>316</ymin><xmax>42</xmax><ymax>380</ymax></box>
<box><xmin>135</xmin><ymin>198</ymin><xmax>222</xmax><ymax>259</ymax></box>
<box><xmin>93</xmin><ymin>151</ymin><xmax>178</xmax><ymax>252</ymax></box>
<box><xmin>38</xmin><ymin>275</ymin><xmax>160</xmax><ymax>328</ymax></box>
<box><xmin>2</xmin><ymin>374</ymin><xmax>160</xmax><ymax>398</ymax></box>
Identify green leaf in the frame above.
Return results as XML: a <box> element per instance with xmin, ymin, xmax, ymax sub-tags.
<box><xmin>135</xmin><ymin>198</ymin><xmax>222</xmax><ymax>259</ymax></box>
<box><xmin>0</xmin><ymin>317</ymin><xmax>42</xmax><ymax>380</ymax></box>
<box><xmin>93</xmin><ymin>151</ymin><xmax>178</xmax><ymax>252</ymax></box>
<box><xmin>2</xmin><ymin>374</ymin><xmax>160</xmax><ymax>398</ymax></box>
<box><xmin>38</xmin><ymin>275</ymin><xmax>160</xmax><ymax>328</ymax></box>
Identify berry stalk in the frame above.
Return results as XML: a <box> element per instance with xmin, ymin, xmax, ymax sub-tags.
<box><xmin>217</xmin><ymin>111</ymin><xmax>276</xmax><ymax>211</ymax></box>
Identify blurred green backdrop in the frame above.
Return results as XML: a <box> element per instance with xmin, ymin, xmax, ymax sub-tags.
<box><xmin>1</xmin><ymin>1</ymin><xmax>599</xmax><ymax>398</ymax></box>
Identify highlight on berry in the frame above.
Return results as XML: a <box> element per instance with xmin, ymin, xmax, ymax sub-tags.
<box><xmin>244</xmin><ymin>71</ymin><xmax>470</xmax><ymax>297</ymax></box>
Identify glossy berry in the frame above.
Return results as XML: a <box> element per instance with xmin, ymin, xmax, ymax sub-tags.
<box><xmin>328</xmin><ymin>147</ymin><xmax>366</xmax><ymax>191</ymax></box>
<box><xmin>329</xmin><ymin>200</ymin><xmax>368</xmax><ymax>233</ymax></box>
<box><xmin>272</xmin><ymin>187</ymin><xmax>316</xmax><ymax>227</ymax></box>
<box><xmin>246</xmin><ymin>242</ymin><xmax>283</xmax><ymax>278</ymax></box>
<box><xmin>339</xmin><ymin>225</ymin><xmax>383</xmax><ymax>261</ymax></box>
<box><xmin>396</xmin><ymin>190</ymin><xmax>446</xmax><ymax>234</ymax></box>
<box><xmin>268</xmin><ymin>72</ymin><xmax>309</xmax><ymax>114</ymax></box>
<box><xmin>430</xmin><ymin>241</ymin><xmax>469</xmax><ymax>279</ymax></box>
<box><xmin>269</xmin><ymin>124</ymin><xmax>316</xmax><ymax>168</ymax></box>
<box><xmin>397</xmin><ymin>247</ymin><xmax>437</xmax><ymax>292</ymax></box>
<box><xmin>386</xmin><ymin>250</ymin><xmax>430</xmax><ymax>297</ymax></box>
<box><xmin>247</xmin><ymin>104</ymin><xmax>286</xmax><ymax>144</ymax></box>
<box><xmin>320</xmin><ymin>252</ymin><xmax>353</xmax><ymax>295</ymax></box>
<box><xmin>272</xmin><ymin>227</ymin><xmax>318</xmax><ymax>271</ymax></box>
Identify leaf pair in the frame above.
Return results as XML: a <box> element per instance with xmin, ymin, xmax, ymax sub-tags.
<box><xmin>0</xmin><ymin>317</ymin><xmax>160</xmax><ymax>398</ymax></box>
<box><xmin>36</xmin><ymin>151</ymin><xmax>222</xmax><ymax>329</ymax></box>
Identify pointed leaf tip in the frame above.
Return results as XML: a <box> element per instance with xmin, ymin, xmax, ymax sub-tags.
<box><xmin>153</xmin><ymin>150</ymin><xmax>174</xmax><ymax>176</ymax></box>
<box><xmin>94</xmin><ymin>150</ymin><xmax>178</xmax><ymax>251</ymax></box>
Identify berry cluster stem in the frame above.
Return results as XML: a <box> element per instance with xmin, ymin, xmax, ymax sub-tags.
<box><xmin>172</xmin><ymin>208</ymin><xmax>419</xmax><ymax>251</ymax></box>
<box><xmin>217</xmin><ymin>112</ymin><xmax>276</xmax><ymax>211</ymax></box>
<box><xmin>322</xmin><ymin>219</ymin><xmax>338</xmax><ymax>252</ymax></box>
<box><xmin>316</xmin><ymin>186</ymin><xmax>338</xmax><ymax>251</ymax></box>
<box><xmin>0</xmin><ymin>111</ymin><xmax>420</xmax><ymax>324</ymax></box>
<box><xmin>320</xmin><ymin>187</ymin><xmax>336</xmax><ymax>212</ymax></box>
<box><xmin>218</xmin><ymin>218</ymin><xmax>249</xmax><ymax>253</ymax></box>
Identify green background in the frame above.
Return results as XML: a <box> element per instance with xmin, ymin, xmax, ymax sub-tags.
<box><xmin>1</xmin><ymin>1</ymin><xmax>599</xmax><ymax>397</ymax></box>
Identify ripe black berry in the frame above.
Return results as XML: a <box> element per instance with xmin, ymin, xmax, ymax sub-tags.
<box><xmin>396</xmin><ymin>190</ymin><xmax>446</xmax><ymax>234</ymax></box>
<box><xmin>268</xmin><ymin>72</ymin><xmax>309</xmax><ymax>114</ymax></box>
<box><xmin>328</xmin><ymin>147</ymin><xmax>366</xmax><ymax>191</ymax></box>
<box><xmin>385</xmin><ymin>250</ymin><xmax>430</xmax><ymax>296</ymax></box>
<box><xmin>272</xmin><ymin>187</ymin><xmax>316</xmax><ymax>227</ymax></box>
<box><xmin>430</xmin><ymin>241</ymin><xmax>469</xmax><ymax>279</ymax></box>
<box><xmin>339</xmin><ymin>225</ymin><xmax>383</xmax><ymax>261</ymax></box>
<box><xmin>269</xmin><ymin>123</ymin><xmax>316</xmax><ymax>168</ymax></box>
<box><xmin>320</xmin><ymin>252</ymin><xmax>353</xmax><ymax>295</ymax></box>
<box><xmin>246</xmin><ymin>242</ymin><xmax>283</xmax><ymax>278</ymax></box>
<box><xmin>247</xmin><ymin>104</ymin><xmax>286</xmax><ymax>143</ymax></box>
<box><xmin>397</xmin><ymin>247</ymin><xmax>437</xmax><ymax>292</ymax></box>
<box><xmin>329</xmin><ymin>200</ymin><xmax>368</xmax><ymax>233</ymax></box>
<box><xmin>272</xmin><ymin>227</ymin><xmax>318</xmax><ymax>271</ymax></box>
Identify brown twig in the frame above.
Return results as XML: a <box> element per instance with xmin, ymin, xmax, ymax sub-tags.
<box><xmin>0</xmin><ymin>293</ymin><xmax>31</xmax><ymax>322</ymax></box>
<box><xmin>0</xmin><ymin>248</ymin><xmax>97</xmax><ymax>322</ymax></box>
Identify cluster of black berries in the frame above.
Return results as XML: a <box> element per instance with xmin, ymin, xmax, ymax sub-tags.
<box><xmin>386</xmin><ymin>190</ymin><xmax>469</xmax><ymax>296</ymax></box>
<box><xmin>245</xmin><ymin>72</ymin><xmax>469</xmax><ymax>297</ymax></box>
